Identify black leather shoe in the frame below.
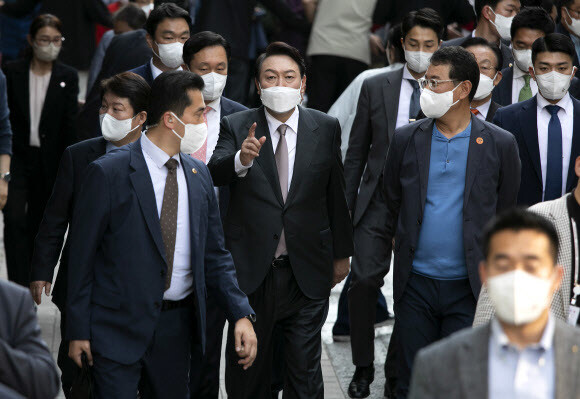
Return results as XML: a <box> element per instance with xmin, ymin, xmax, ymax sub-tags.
<box><xmin>348</xmin><ymin>365</ymin><xmax>375</xmax><ymax>398</ymax></box>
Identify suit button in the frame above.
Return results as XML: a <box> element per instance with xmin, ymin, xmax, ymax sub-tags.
<box><xmin>160</xmin><ymin>270</ymin><xmax>165</xmax><ymax>277</ymax></box>
<box><xmin>417</xmin><ymin>218</ymin><xmax>421</xmax><ymax>225</ymax></box>
<box><xmin>273</xmin><ymin>234</ymin><xmax>279</xmax><ymax>240</ymax></box>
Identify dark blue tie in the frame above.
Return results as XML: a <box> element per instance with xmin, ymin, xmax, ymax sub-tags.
<box><xmin>408</xmin><ymin>79</ymin><xmax>421</xmax><ymax>121</ymax></box>
<box><xmin>545</xmin><ymin>105</ymin><xmax>563</xmax><ymax>201</ymax></box>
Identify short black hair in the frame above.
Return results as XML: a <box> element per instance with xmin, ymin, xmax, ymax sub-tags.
<box><xmin>183</xmin><ymin>31</ymin><xmax>231</xmax><ymax>67</ymax></box>
<box><xmin>539</xmin><ymin>0</ymin><xmax>556</xmax><ymax>14</ymax></box>
<box><xmin>147</xmin><ymin>70</ymin><xmax>204</xmax><ymax>124</ymax></box>
<box><xmin>255</xmin><ymin>42</ymin><xmax>306</xmax><ymax>80</ymax></box>
<box><xmin>557</xmin><ymin>0</ymin><xmax>575</xmax><ymax>8</ymax></box>
<box><xmin>113</xmin><ymin>4</ymin><xmax>147</xmax><ymax>30</ymax></box>
<box><xmin>401</xmin><ymin>8</ymin><xmax>444</xmax><ymax>41</ymax></box>
<box><xmin>100</xmin><ymin>72</ymin><xmax>151</xmax><ymax>115</ymax></box>
<box><xmin>387</xmin><ymin>23</ymin><xmax>405</xmax><ymax>64</ymax></box>
<box><xmin>145</xmin><ymin>3</ymin><xmax>190</xmax><ymax>38</ymax></box>
<box><xmin>474</xmin><ymin>0</ymin><xmax>502</xmax><ymax>20</ymax></box>
<box><xmin>462</xmin><ymin>37</ymin><xmax>504</xmax><ymax>70</ymax></box>
<box><xmin>521</xmin><ymin>0</ymin><xmax>543</xmax><ymax>6</ymax></box>
<box><xmin>483</xmin><ymin>208</ymin><xmax>559</xmax><ymax>263</ymax></box>
<box><xmin>153</xmin><ymin>0</ymin><xmax>190</xmax><ymax>10</ymax></box>
<box><xmin>532</xmin><ymin>32</ymin><xmax>576</xmax><ymax>64</ymax></box>
<box><xmin>430</xmin><ymin>46</ymin><xmax>481</xmax><ymax>102</ymax></box>
<box><xmin>510</xmin><ymin>6</ymin><xmax>555</xmax><ymax>39</ymax></box>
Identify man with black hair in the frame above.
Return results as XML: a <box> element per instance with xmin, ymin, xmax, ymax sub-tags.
<box><xmin>66</xmin><ymin>70</ymin><xmax>256</xmax><ymax>399</ymax></box>
<box><xmin>442</xmin><ymin>0</ymin><xmax>520</xmax><ymax>69</ymax></box>
<box><xmin>209</xmin><ymin>41</ymin><xmax>353</xmax><ymax>398</ymax></box>
<box><xmin>383</xmin><ymin>46</ymin><xmax>520</xmax><ymax>397</ymax></box>
<box><xmin>492</xmin><ymin>6</ymin><xmax>560</xmax><ymax>105</ymax></box>
<box><xmin>129</xmin><ymin>2</ymin><xmax>191</xmax><ymax>84</ymax></box>
<box><xmin>29</xmin><ymin>71</ymin><xmax>150</xmax><ymax>395</ymax></box>
<box><xmin>493</xmin><ymin>32</ymin><xmax>580</xmax><ymax>207</ymax></box>
<box><xmin>409</xmin><ymin>209</ymin><xmax>580</xmax><ymax>399</ymax></box>
<box><xmin>343</xmin><ymin>8</ymin><xmax>443</xmax><ymax>398</ymax></box>
<box><xmin>555</xmin><ymin>0</ymin><xmax>580</xmax><ymax>67</ymax></box>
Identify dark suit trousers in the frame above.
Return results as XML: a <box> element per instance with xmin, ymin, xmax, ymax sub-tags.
<box><xmin>348</xmin><ymin>189</ymin><xmax>391</xmax><ymax>366</ymax></box>
<box><xmin>3</xmin><ymin>147</ymin><xmax>51</xmax><ymax>287</ymax></box>
<box><xmin>92</xmin><ymin>306</ymin><xmax>194</xmax><ymax>399</ymax></box>
<box><xmin>394</xmin><ymin>273</ymin><xmax>475</xmax><ymax>399</ymax></box>
<box><xmin>307</xmin><ymin>55</ymin><xmax>367</xmax><ymax>113</ymax></box>
<box><xmin>225</xmin><ymin>265</ymin><xmax>329</xmax><ymax>399</ymax></box>
<box><xmin>58</xmin><ymin>310</ymin><xmax>79</xmax><ymax>398</ymax></box>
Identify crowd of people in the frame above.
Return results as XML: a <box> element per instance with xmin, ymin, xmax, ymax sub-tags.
<box><xmin>1</xmin><ymin>0</ymin><xmax>580</xmax><ymax>399</ymax></box>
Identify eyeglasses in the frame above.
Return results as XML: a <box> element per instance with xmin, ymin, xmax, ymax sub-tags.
<box><xmin>35</xmin><ymin>37</ymin><xmax>64</xmax><ymax>47</ymax></box>
<box><xmin>418</xmin><ymin>78</ymin><xmax>460</xmax><ymax>90</ymax></box>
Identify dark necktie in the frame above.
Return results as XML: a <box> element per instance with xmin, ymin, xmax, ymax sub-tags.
<box><xmin>160</xmin><ymin>158</ymin><xmax>179</xmax><ymax>290</ymax></box>
<box><xmin>274</xmin><ymin>124</ymin><xmax>288</xmax><ymax>258</ymax></box>
<box><xmin>545</xmin><ymin>105</ymin><xmax>563</xmax><ymax>201</ymax></box>
<box><xmin>408</xmin><ymin>79</ymin><xmax>421</xmax><ymax>121</ymax></box>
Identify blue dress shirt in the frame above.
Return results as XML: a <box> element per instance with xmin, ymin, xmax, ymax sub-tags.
<box><xmin>488</xmin><ymin>316</ymin><xmax>555</xmax><ymax>399</ymax></box>
<box><xmin>412</xmin><ymin>122</ymin><xmax>471</xmax><ymax>279</ymax></box>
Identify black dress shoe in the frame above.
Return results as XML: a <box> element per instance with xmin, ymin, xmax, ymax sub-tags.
<box><xmin>348</xmin><ymin>365</ymin><xmax>375</xmax><ymax>398</ymax></box>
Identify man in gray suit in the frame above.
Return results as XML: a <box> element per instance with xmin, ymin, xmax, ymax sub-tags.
<box><xmin>0</xmin><ymin>279</ymin><xmax>60</xmax><ymax>399</ymax></box>
<box><xmin>474</xmin><ymin>154</ymin><xmax>580</xmax><ymax>325</ymax></box>
<box><xmin>409</xmin><ymin>209</ymin><xmax>580</xmax><ymax>399</ymax></box>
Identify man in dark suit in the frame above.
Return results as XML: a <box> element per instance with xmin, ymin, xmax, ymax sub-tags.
<box><xmin>129</xmin><ymin>3</ymin><xmax>191</xmax><ymax>85</ymax></box>
<box><xmin>344</xmin><ymin>9</ymin><xmax>443</xmax><ymax>398</ymax></box>
<box><xmin>66</xmin><ymin>71</ymin><xmax>256</xmax><ymax>398</ymax></box>
<box><xmin>0</xmin><ymin>279</ymin><xmax>60</xmax><ymax>399</ymax></box>
<box><xmin>383</xmin><ymin>46</ymin><xmax>521</xmax><ymax>398</ymax></box>
<box><xmin>208</xmin><ymin>42</ymin><xmax>353</xmax><ymax>398</ymax></box>
<box><xmin>182</xmin><ymin>31</ymin><xmax>248</xmax><ymax>398</ymax></box>
<box><xmin>29</xmin><ymin>72</ymin><xmax>150</xmax><ymax>396</ymax></box>
<box><xmin>493</xmin><ymin>33</ymin><xmax>580</xmax><ymax>206</ymax></box>
<box><xmin>441</xmin><ymin>0</ymin><xmax>520</xmax><ymax>69</ymax></box>
<box><xmin>555</xmin><ymin>0</ymin><xmax>580</xmax><ymax>68</ymax></box>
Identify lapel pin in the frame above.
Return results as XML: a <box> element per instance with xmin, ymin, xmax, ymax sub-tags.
<box><xmin>476</xmin><ymin>137</ymin><xmax>483</xmax><ymax>145</ymax></box>
<box><xmin>192</xmin><ymin>168</ymin><xmax>198</xmax><ymax>174</ymax></box>
<box><xmin>60</xmin><ymin>81</ymin><xmax>66</xmax><ymax>88</ymax></box>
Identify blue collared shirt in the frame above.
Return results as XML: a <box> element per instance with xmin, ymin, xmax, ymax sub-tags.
<box><xmin>488</xmin><ymin>316</ymin><xmax>555</xmax><ymax>399</ymax></box>
<box><xmin>412</xmin><ymin>122</ymin><xmax>471</xmax><ymax>279</ymax></box>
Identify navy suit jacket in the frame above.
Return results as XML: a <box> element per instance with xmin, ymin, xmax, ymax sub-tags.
<box><xmin>492</xmin><ymin>66</ymin><xmax>580</xmax><ymax>106</ymax></box>
<box><xmin>383</xmin><ymin>116</ymin><xmax>521</xmax><ymax>302</ymax></box>
<box><xmin>30</xmin><ymin>137</ymin><xmax>107</xmax><ymax>311</ymax></box>
<box><xmin>66</xmin><ymin>137</ymin><xmax>253</xmax><ymax>364</ymax></box>
<box><xmin>129</xmin><ymin>61</ymin><xmax>154</xmax><ymax>85</ymax></box>
<box><xmin>492</xmin><ymin>95</ymin><xmax>580</xmax><ymax>206</ymax></box>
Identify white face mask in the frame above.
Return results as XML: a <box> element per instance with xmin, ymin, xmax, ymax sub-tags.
<box><xmin>154</xmin><ymin>41</ymin><xmax>184</xmax><ymax>69</ymax></box>
<box><xmin>419</xmin><ymin>84</ymin><xmax>461</xmax><ymax>119</ymax></box>
<box><xmin>489</xmin><ymin>7</ymin><xmax>514</xmax><ymax>41</ymax></box>
<box><xmin>473</xmin><ymin>72</ymin><xmax>497</xmax><ymax>101</ymax></box>
<box><xmin>404</xmin><ymin>49</ymin><xmax>433</xmax><ymax>74</ymax></box>
<box><xmin>33</xmin><ymin>43</ymin><xmax>61</xmax><ymax>62</ymax></box>
<box><xmin>99</xmin><ymin>113</ymin><xmax>140</xmax><ymax>142</ymax></box>
<box><xmin>565</xmin><ymin>8</ymin><xmax>580</xmax><ymax>38</ymax></box>
<box><xmin>201</xmin><ymin>72</ymin><xmax>227</xmax><ymax>102</ymax></box>
<box><xmin>487</xmin><ymin>269</ymin><xmax>553</xmax><ymax>325</ymax></box>
<box><xmin>170</xmin><ymin>112</ymin><xmax>207</xmax><ymax>154</ymax></box>
<box><xmin>259</xmin><ymin>82</ymin><xmax>302</xmax><ymax>113</ymax></box>
<box><xmin>513</xmin><ymin>49</ymin><xmax>533</xmax><ymax>73</ymax></box>
<box><xmin>534</xmin><ymin>68</ymin><xmax>576</xmax><ymax>100</ymax></box>
<box><xmin>141</xmin><ymin>3</ymin><xmax>154</xmax><ymax>16</ymax></box>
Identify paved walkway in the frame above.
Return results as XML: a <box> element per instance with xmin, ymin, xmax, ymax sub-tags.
<box><xmin>0</xmin><ymin>214</ymin><xmax>394</xmax><ymax>399</ymax></box>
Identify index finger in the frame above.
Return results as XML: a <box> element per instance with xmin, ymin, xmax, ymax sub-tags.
<box><xmin>247</xmin><ymin>122</ymin><xmax>257</xmax><ymax>138</ymax></box>
<box><xmin>235</xmin><ymin>329</ymin><xmax>242</xmax><ymax>355</ymax></box>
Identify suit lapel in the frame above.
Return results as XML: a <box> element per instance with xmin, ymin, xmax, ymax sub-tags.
<box><xmin>384</xmin><ymin>68</ymin><xmax>404</xmax><ymax>142</ymax></box>
<box><xmin>458</xmin><ymin>325</ymin><xmax>490</xmax><ymax>399</ymax></box>
<box><xmin>87</xmin><ymin>137</ymin><xmax>107</xmax><ymax>164</ymax></box>
<box><xmin>502</xmin><ymin>67</ymin><xmax>514</xmax><ymax>106</ymax></box>
<box><xmin>180</xmin><ymin>154</ymin><xmax>202</xmax><ymax>261</ymax></box>
<box><xmin>486</xmin><ymin>101</ymin><xmax>500</xmax><ymax>122</ymax></box>
<box><xmin>566</xmin><ymin>99</ymin><xmax>580</xmax><ymax>191</ymax></box>
<box><xmin>220</xmin><ymin>97</ymin><xmax>233</xmax><ymax>116</ymax></box>
<box><xmin>128</xmin><ymin>138</ymin><xmax>168</xmax><ymax>265</ymax></box>
<box><xmin>464</xmin><ymin>117</ymin><xmax>488</xmax><ymax>208</ymax></box>
<box><xmin>285</xmin><ymin>107</ymin><xmax>319</xmax><ymax>207</ymax></box>
<box><xmin>414</xmin><ymin>119</ymin><xmax>434</xmax><ymax>213</ymax></box>
<box><xmin>520</xmin><ymin>97</ymin><xmax>543</xmax><ymax>185</ymax></box>
<box><xmin>39</xmin><ymin>62</ymin><xmax>60</xmax><ymax>130</ymax></box>
<box><xmin>252</xmin><ymin>107</ymin><xmax>284</xmax><ymax>206</ymax></box>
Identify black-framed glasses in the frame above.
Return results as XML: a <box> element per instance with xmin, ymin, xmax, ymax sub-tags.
<box><xmin>418</xmin><ymin>78</ymin><xmax>460</xmax><ymax>90</ymax></box>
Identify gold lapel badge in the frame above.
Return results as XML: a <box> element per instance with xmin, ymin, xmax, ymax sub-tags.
<box><xmin>192</xmin><ymin>168</ymin><xmax>198</xmax><ymax>174</ymax></box>
<box><xmin>476</xmin><ymin>137</ymin><xmax>483</xmax><ymax>145</ymax></box>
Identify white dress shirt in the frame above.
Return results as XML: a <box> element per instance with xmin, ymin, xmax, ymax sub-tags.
<box><xmin>150</xmin><ymin>58</ymin><xmax>183</xmax><ymax>80</ymax></box>
<box><xmin>536</xmin><ymin>92</ymin><xmax>574</xmax><ymax>199</ymax></box>
<box><xmin>141</xmin><ymin>133</ymin><xmax>193</xmax><ymax>301</ymax></box>
<box><xmin>29</xmin><ymin>69</ymin><xmax>51</xmax><ymax>147</ymax></box>
<box><xmin>234</xmin><ymin>106</ymin><xmax>299</xmax><ymax>188</ymax></box>
<box><xmin>512</xmin><ymin>65</ymin><xmax>538</xmax><ymax>105</ymax></box>
<box><xmin>395</xmin><ymin>65</ymin><xmax>417</xmax><ymax>129</ymax></box>
<box><xmin>471</xmin><ymin>99</ymin><xmax>492</xmax><ymax>121</ymax></box>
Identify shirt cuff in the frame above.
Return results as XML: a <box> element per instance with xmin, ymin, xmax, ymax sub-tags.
<box><xmin>234</xmin><ymin>150</ymin><xmax>252</xmax><ymax>177</ymax></box>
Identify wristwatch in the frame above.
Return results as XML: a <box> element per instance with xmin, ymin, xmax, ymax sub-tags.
<box><xmin>245</xmin><ymin>314</ymin><xmax>256</xmax><ymax>324</ymax></box>
<box><xmin>1</xmin><ymin>172</ymin><xmax>11</xmax><ymax>183</ymax></box>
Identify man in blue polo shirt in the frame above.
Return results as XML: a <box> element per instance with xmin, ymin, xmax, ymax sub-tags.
<box><xmin>382</xmin><ymin>46</ymin><xmax>520</xmax><ymax>398</ymax></box>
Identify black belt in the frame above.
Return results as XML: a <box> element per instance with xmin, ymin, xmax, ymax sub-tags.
<box><xmin>272</xmin><ymin>255</ymin><xmax>290</xmax><ymax>268</ymax></box>
<box><xmin>161</xmin><ymin>293</ymin><xmax>194</xmax><ymax>311</ymax></box>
